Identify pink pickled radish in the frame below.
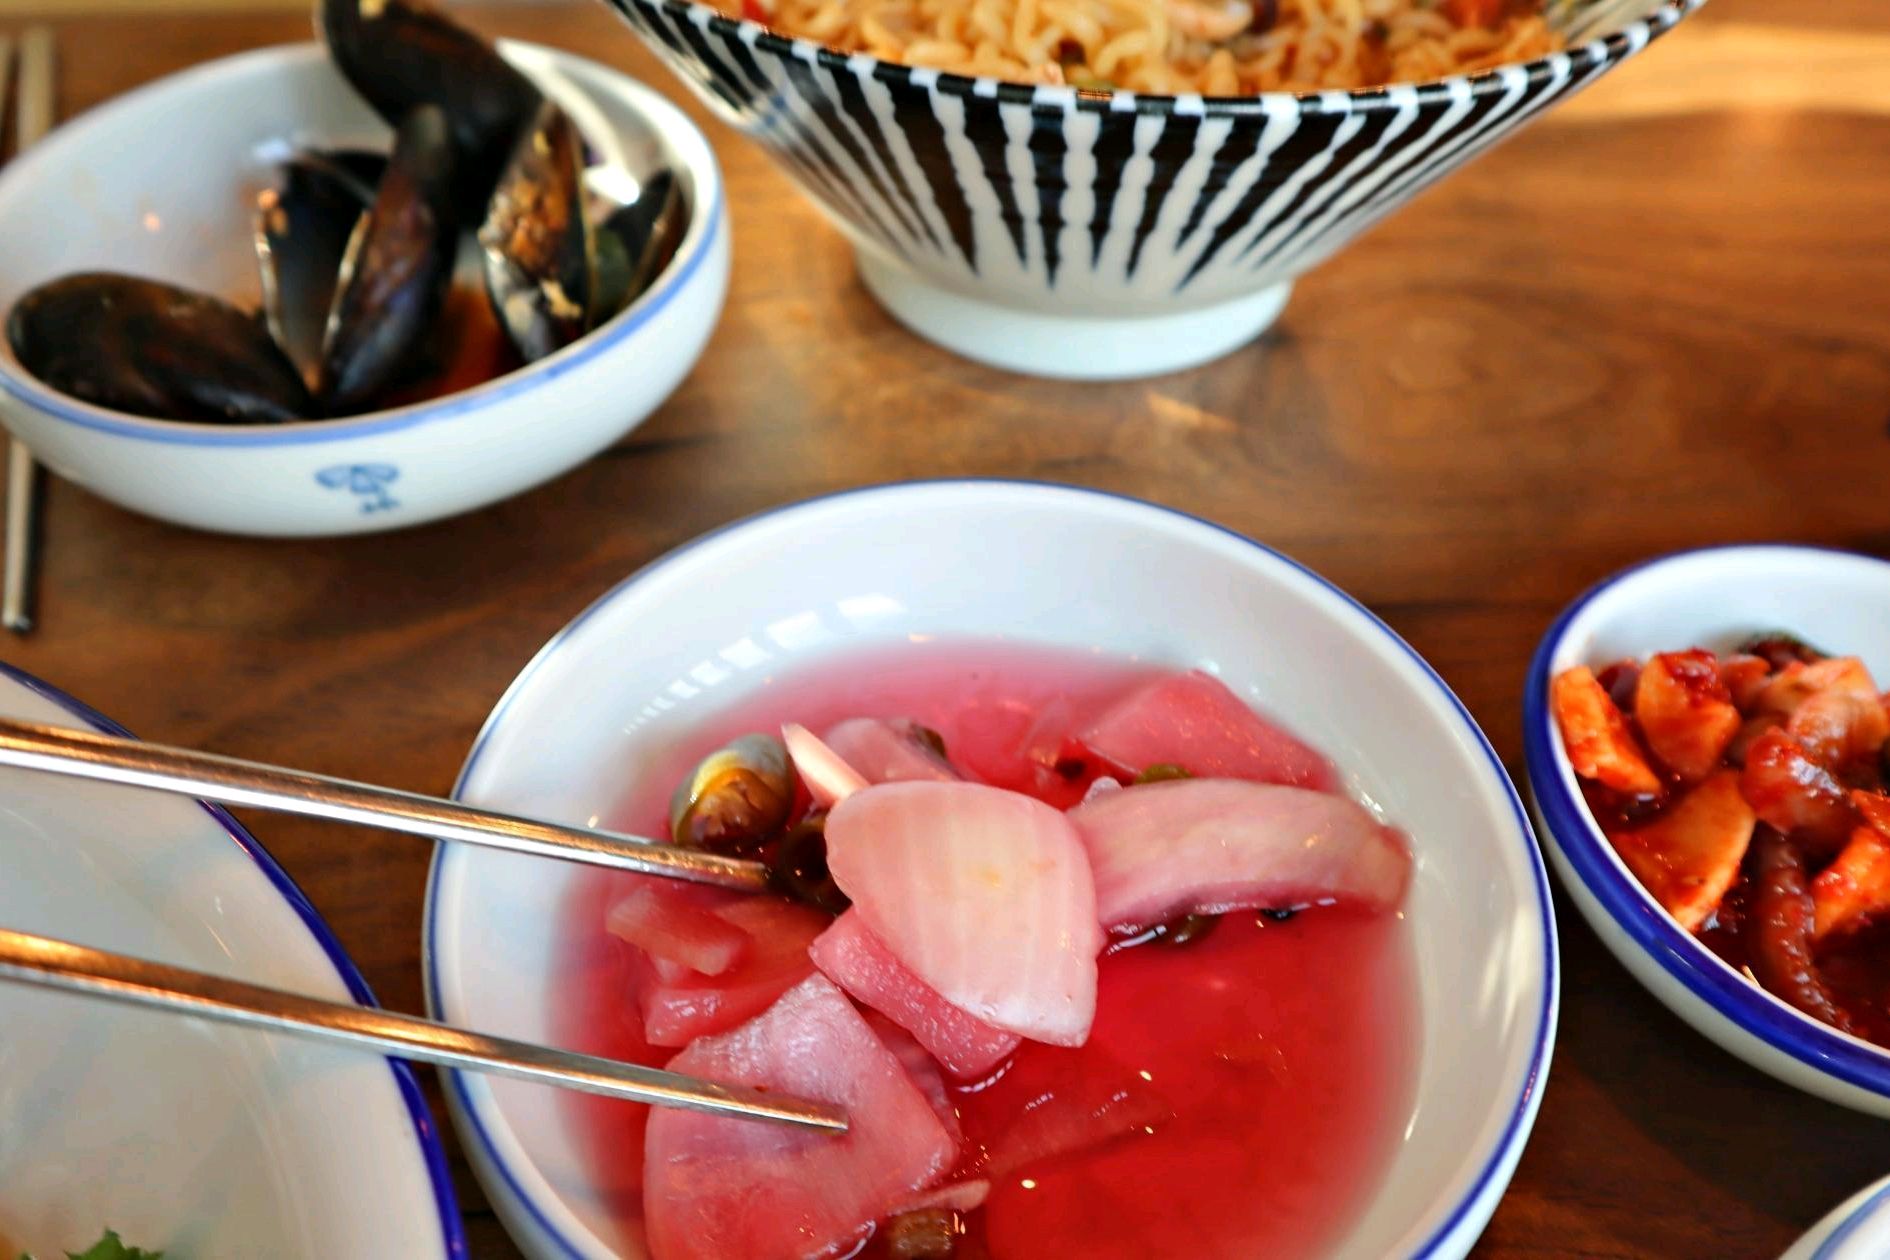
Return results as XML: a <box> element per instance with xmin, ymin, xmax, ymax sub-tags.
<box><xmin>784</xmin><ymin>722</ymin><xmax>869</xmax><ymax>807</ymax></box>
<box><xmin>813</xmin><ymin>910</ymin><xmax>1021</xmax><ymax>1078</ymax></box>
<box><xmin>823</xmin><ymin>717</ymin><xmax>961</xmax><ymax>785</ymax></box>
<box><xmin>638</xmin><ymin>896</ymin><xmax>829</xmax><ymax>1047</ymax></box>
<box><xmin>1068</xmin><ymin>778</ymin><xmax>1410</xmax><ymax>930</ymax></box>
<box><xmin>606</xmin><ymin>886</ymin><xmax>748</xmax><ymax>977</ymax></box>
<box><xmin>1079</xmin><ymin>670</ymin><xmax>1336</xmax><ymax>790</ymax></box>
<box><xmin>826</xmin><ymin>781</ymin><xmax>1103</xmax><ymax>1045</ymax></box>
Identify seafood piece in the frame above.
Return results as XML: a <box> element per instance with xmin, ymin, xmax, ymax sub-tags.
<box><xmin>1748</xmin><ymin>827</ymin><xmax>1855</xmax><ymax>1032</ymax></box>
<box><xmin>317</xmin><ymin>0</ymin><xmax>541</xmax><ymax>212</ymax></box>
<box><xmin>591</xmin><ymin>168</ymin><xmax>687</xmax><ymax>318</ymax></box>
<box><xmin>1741</xmin><ymin>726</ymin><xmax>1857</xmax><ymax>858</ymax></box>
<box><xmin>825</xmin><ymin>780</ymin><xmax>1103</xmax><ymax>1045</ymax></box>
<box><xmin>254</xmin><ymin>151</ymin><xmax>378</xmax><ymax>389</ymax></box>
<box><xmin>1069</xmin><ymin>778</ymin><xmax>1410</xmax><ymax>931</ymax></box>
<box><xmin>768</xmin><ymin>812</ymin><xmax>850</xmax><ymax>915</ymax></box>
<box><xmin>479</xmin><ymin>100</ymin><xmax>593</xmax><ymax>362</ymax></box>
<box><xmin>644</xmin><ymin>974</ymin><xmax>957</xmax><ymax>1260</ymax></box>
<box><xmin>6</xmin><ymin>272</ymin><xmax>312</xmax><ymax>423</ymax></box>
<box><xmin>1162</xmin><ymin>0</ymin><xmax>1254</xmax><ymax>41</ymax></box>
<box><xmin>667</xmin><ymin>732</ymin><xmax>794</xmax><ymax>856</ymax></box>
<box><xmin>318</xmin><ymin>105</ymin><xmax>460</xmax><ymax>414</ymax></box>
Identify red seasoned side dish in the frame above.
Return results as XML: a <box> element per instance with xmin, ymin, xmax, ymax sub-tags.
<box><xmin>1552</xmin><ymin>636</ymin><xmax>1890</xmax><ymax>1041</ymax></box>
<box><xmin>555</xmin><ymin>642</ymin><xmax>1419</xmax><ymax>1260</ymax></box>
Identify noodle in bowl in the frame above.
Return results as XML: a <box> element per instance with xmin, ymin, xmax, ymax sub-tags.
<box><xmin>606</xmin><ymin>0</ymin><xmax>1702</xmax><ymax>377</ymax></box>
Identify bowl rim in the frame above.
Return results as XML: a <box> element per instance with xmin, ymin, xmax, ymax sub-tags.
<box><xmin>424</xmin><ymin>476</ymin><xmax>1558</xmax><ymax>1260</ymax></box>
<box><xmin>0</xmin><ymin>40</ymin><xmax>723</xmax><ymax>449</ymax></box>
<box><xmin>635</xmin><ymin>0</ymin><xmax>1698</xmax><ymax>114</ymax></box>
<box><xmin>1813</xmin><ymin>1174</ymin><xmax>1890</xmax><ymax>1260</ymax></box>
<box><xmin>0</xmin><ymin>657</ymin><xmax>466</xmax><ymax>1257</ymax></box>
<box><xmin>1521</xmin><ymin>542</ymin><xmax>1890</xmax><ymax>1098</ymax></box>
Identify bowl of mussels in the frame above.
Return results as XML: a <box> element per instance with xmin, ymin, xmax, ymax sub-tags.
<box><xmin>0</xmin><ymin>0</ymin><xmax>728</xmax><ymax>536</ymax></box>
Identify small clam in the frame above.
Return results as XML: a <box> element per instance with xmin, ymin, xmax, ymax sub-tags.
<box><xmin>769</xmin><ymin>813</ymin><xmax>850</xmax><ymax>915</ymax></box>
<box><xmin>317</xmin><ymin>0</ymin><xmax>542</xmax><ymax>214</ymax></box>
<box><xmin>6</xmin><ymin>272</ymin><xmax>312</xmax><ymax>423</ymax></box>
<box><xmin>318</xmin><ymin>104</ymin><xmax>459</xmax><ymax>414</ymax></box>
<box><xmin>668</xmin><ymin>733</ymin><xmax>795</xmax><ymax>856</ymax></box>
<box><xmin>254</xmin><ymin>150</ymin><xmax>381</xmax><ymax>391</ymax></box>
<box><xmin>478</xmin><ymin>99</ymin><xmax>593</xmax><ymax>363</ymax></box>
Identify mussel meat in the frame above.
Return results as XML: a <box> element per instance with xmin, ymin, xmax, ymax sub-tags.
<box><xmin>668</xmin><ymin>733</ymin><xmax>794</xmax><ymax>856</ymax></box>
<box><xmin>317</xmin><ymin>0</ymin><xmax>542</xmax><ymax>215</ymax></box>
<box><xmin>318</xmin><ymin>104</ymin><xmax>460</xmax><ymax>414</ymax></box>
<box><xmin>478</xmin><ymin>99</ymin><xmax>593</xmax><ymax>363</ymax></box>
<box><xmin>255</xmin><ymin>150</ymin><xmax>381</xmax><ymax>390</ymax></box>
<box><xmin>6</xmin><ymin>272</ymin><xmax>312</xmax><ymax>423</ymax></box>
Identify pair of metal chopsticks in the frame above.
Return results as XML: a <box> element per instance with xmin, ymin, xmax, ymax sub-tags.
<box><xmin>0</xmin><ymin>27</ymin><xmax>53</xmax><ymax>634</ymax></box>
<box><xmin>0</xmin><ymin>717</ymin><xmax>844</xmax><ymax>1132</ymax></box>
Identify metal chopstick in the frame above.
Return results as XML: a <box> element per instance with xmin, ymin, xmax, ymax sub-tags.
<box><xmin>0</xmin><ymin>716</ymin><xmax>771</xmax><ymax>891</ymax></box>
<box><xmin>3</xmin><ymin>27</ymin><xmax>54</xmax><ymax>635</ymax></box>
<box><xmin>0</xmin><ymin>925</ymin><xmax>846</xmax><ymax>1132</ymax></box>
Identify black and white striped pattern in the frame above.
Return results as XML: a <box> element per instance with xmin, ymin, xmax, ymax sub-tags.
<box><xmin>608</xmin><ymin>0</ymin><xmax>1699</xmax><ymax>306</ymax></box>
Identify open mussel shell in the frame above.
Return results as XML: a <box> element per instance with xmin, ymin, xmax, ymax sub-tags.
<box><xmin>254</xmin><ymin>150</ymin><xmax>382</xmax><ymax>391</ymax></box>
<box><xmin>317</xmin><ymin>0</ymin><xmax>541</xmax><ymax>215</ymax></box>
<box><xmin>593</xmin><ymin>169</ymin><xmax>686</xmax><ymax>319</ymax></box>
<box><xmin>668</xmin><ymin>733</ymin><xmax>795</xmax><ymax>857</ymax></box>
<box><xmin>6</xmin><ymin>272</ymin><xmax>313</xmax><ymax>424</ymax></box>
<box><xmin>478</xmin><ymin>99</ymin><xmax>593</xmax><ymax>364</ymax></box>
<box><xmin>317</xmin><ymin>104</ymin><xmax>459</xmax><ymax>416</ymax></box>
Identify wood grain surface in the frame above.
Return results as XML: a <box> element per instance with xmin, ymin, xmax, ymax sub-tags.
<box><xmin>1</xmin><ymin>0</ymin><xmax>1887</xmax><ymax>1254</ymax></box>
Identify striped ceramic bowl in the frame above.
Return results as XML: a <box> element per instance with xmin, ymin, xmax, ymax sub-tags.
<box><xmin>602</xmin><ymin>0</ymin><xmax>1700</xmax><ymax>377</ymax></box>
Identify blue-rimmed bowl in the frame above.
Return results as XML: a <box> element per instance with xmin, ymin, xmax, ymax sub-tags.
<box><xmin>1785</xmin><ymin>1173</ymin><xmax>1890</xmax><ymax>1260</ymax></box>
<box><xmin>1524</xmin><ymin>544</ymin><xmax>1890</xmax><ymax>1116</ymax></box>
<box><xmin>602</xmin><ymin>0</ymin><xmax>1698</xmax><ymax>378</ymax></box>
<box><xmin>0</xmin><ymin>661</ymin><xmax>461</xmax><ymax>1257</ymax></box>
<box><xmin>425</xmin><ymin>479</ymin><xmax>1556</xmax><ymax>1258</ymax></box>
<box><xmin>0</xmin><ymin>41</ymin><xmax>726</xmax><ymax>537</ymax></box>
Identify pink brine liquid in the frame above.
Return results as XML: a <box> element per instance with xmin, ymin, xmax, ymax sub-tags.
<box><xmin>553</xmin><ymin>640</ymin><xmax>1420</xmax><ymax>1259</ymax></box>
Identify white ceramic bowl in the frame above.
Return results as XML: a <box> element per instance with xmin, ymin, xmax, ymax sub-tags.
<box><xmin>0</xmin><ymin>41</ymin><xmax>727</xmax><ymax>537</ymax></box>
<box><xmin>0</xmin><ymin>663</ymin><xmax>458</xmax><ymax>1258</ymax></box>
<box><xmin>425</xmin><ymin>480</ymin><xmax>1557</xmax><ymax>1259</ymax></box>
<box><xmin>1523</xmin><ymin>544</ymin><xmax>1890</xmax><ymax>1116</ymax></box>
<box><xmin>1784</xmin><ymin>1173</ymin><xmax>1890</xmax><ymax>1260</ymax></box>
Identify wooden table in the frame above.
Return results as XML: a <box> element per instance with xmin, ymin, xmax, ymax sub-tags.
<box><xmin>2</xmin><ymin>0</ymin><xmax>1888</xmax><ymax>1253</ymax></box>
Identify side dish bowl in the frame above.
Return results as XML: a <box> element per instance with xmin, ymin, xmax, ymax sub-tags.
<box><xmin>0</xmin><ymin>662</ymin><xmax>459</xmax><ymax>1257</ymax></box>
<box><xmin>425</xmin><ymin>479</ymin><xmax>1556</xmax><ymax>1258</ymax></box>
<box><xmin>602</xmin><ymin>0</ymin><xmax>1697</xmax><ymax>378</ymax></box>
<box><xmin>0</xmin><ymin>41</ymin><xmax>726</xmax><ymax>537</ymax></box>
<box><xmin>1524</xmin><ymin>544</ymin><xmax>1890</xmax><ymax>1116</ymax></box>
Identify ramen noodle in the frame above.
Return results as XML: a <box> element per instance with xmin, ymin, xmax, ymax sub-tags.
<box><xmin>727</xmin><ymin>0</ymin><xmax>1562</xmax><ymax>94</ymax></box>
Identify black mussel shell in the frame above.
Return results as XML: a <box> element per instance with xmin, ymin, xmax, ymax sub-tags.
<box><xmin>593</xmin><ymin>169</ymin><xmax>686</xmax><ymax>320</ymax></box>
<box><xmin>317</xmin><ymin>0</ymin><xmax>541</xmax><ymax>215</ymax></box>
<box><xmin>6</xmin><ymin>272</ymin><xmax>313</xmax><ymax>424</ymax></box>
<box><xmin>318</xmin><ymin>104</ymin><xmax>459</xmax><ymax>415</ymax></box>
<box><xmin>256</xmin><ymin>151</ymin><xmax>379</xmax><ymax>390</ymax></box>
<box><xmin>478</xmin><ymin>99</ymin><xmax>592</xmax><ymax>363</ymax></box>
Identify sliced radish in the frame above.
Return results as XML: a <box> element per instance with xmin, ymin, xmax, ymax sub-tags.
<box><xmin>606</xmin><ymin>885</ymin><xmax>749</xmax><ymax>978</ymax></box>
<box><xmin>813</xmin><ymin>910</ymin><xmax>1021</xmax><ymax>1079</ymax></box>
<box><xmin>1612</xmin><ymin>769</ymin><xmax>1754</xmax><ymax>931</ymax></box>
<box><xmin>889</xmin><ymin>1179</ymin><xmax>991</xmax><ymax>1216</ymax></box>
<box><xmin>639</xmin><ymin>896</ymin><xmax>830</xmax><ymax>1047</ymax></box>
<box><xmin>1068</xmin><ymin>778</ymin><xmax>1410</xmax><ymax>931</ymax></box>
<box><xmin>644</xmin><ymin>975</ymin><xmax>957</xmax><ymax>1260</ymax></box>
<box><xmin>1633</xmin><ymin>650</ymin><xmax>1740</xmax><ymax>783</ymax></box>
<box><xmin>826</xmin><ymin>781</ymin><xmax>1103</xmax><ymax>1046</ymax></box>
<box><xmin>823</xmin><ymin>717</ymin><xmax>961</xmax><ymax>785</ymax></box>
<box><xmin>1813</xmin><ymin>825</ymin><xmax>1890</xmax><ymax>942</ymax></box>
<box><xmin>784</xmin><ymin>722</ymin><xmax>869</xmax><ymax>807</ymax></box>
<box><xmin>1078</xmin><ymin>670</ymin><xmax>1336</xmax><ymax>791</ymax></box>
<box><xmin>862</xmin><ymin>1012</ymin><xmax>962</xmax><ymax>1144</ymax></box>
<box><xmin>1552</xmin><ymin>665</ymin><xmax>1662</xmax><ymax>796</ymax></box>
